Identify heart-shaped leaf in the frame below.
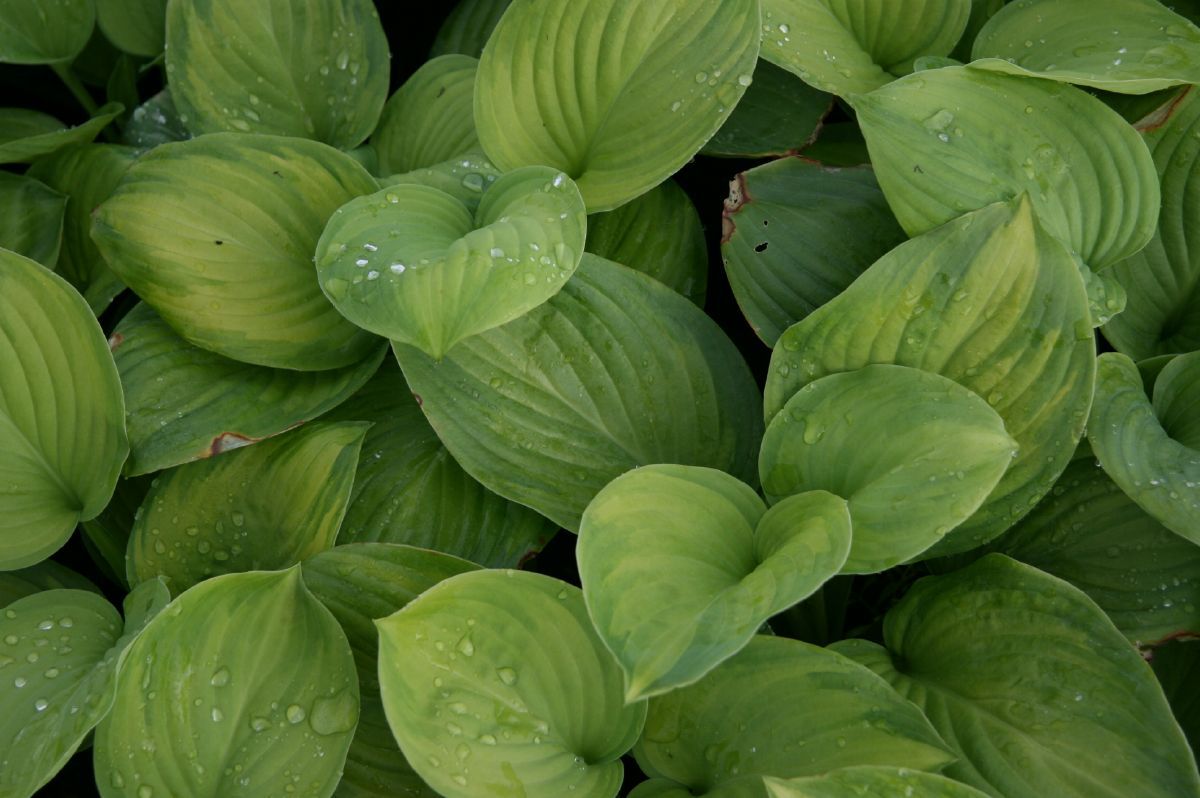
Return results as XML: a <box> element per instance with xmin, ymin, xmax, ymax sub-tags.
<box><xmin>395</xmin><ymin>254</ymin><xmax>763</xmax><ymax>532</ymax></box>
<box><xmin>376</xmin><ymin>569</ymin><xmax>647</xmax><ymax>798</ymax></box>
<box><xmin>0</xmin><ymin>0</ymin><xmax>94</xmax><ymax>64</ymax></box>
<box><xmin>833</xmin><ymin>554</ymin><xmax>1200</xmax><ymax>798</ymax></box>
<box><xmin>112</xmin><ymin>303</ymin><xmax>384</xmax><ymax>477</ymax></box>
<box><xmin>165</xmin><ymin>0</ymin><xmax>389</xmax><ymax>148</ymax></box>
<box><xmin>765</xmin><ymin>768</ymin><xmax>991</xmax><ymax>798</ymax></box>
<box><xmin>316</xmin><ymin>165</ymin><xmax>586</xmax><ymax>359</ymax></box>
<box><xmin>475</xmin><ymin>0</ymin><xmax>760</xmax><ymax>211</ymax></box>
<box><xmin>579</xmin><ymin>464</ymin><xmax>850</xmax><ymax>700</ymax></box>
<box><xmin>92</xmin><ymin>132</ymin><xmax>381</xmax><ymax>370</ymax></box>
<box><xmin>95</xmin><ymin>568</ymin><xmax>359</xmax><ymax>798</ymax></box>
<box><xmin>851</xmin><ymin>65</ymin><xmax>1159</xmax><ymax>269</ymax></box>
<box><xmin>96</xmin><ymin>0</ymin><xmax>166</xmax><ymax>56</ymax></box>
<box><xmin>0</xmin><ymin>104</ymin><xmax>121</xmax><ymax>164</ymax></box>
<box><xmin>372</xmin><ymin>54</ymin><xmax>479</xmax><ymax>176</ymax></box>
<box><xmin>0</xmin><ymin>172</ymin><xmax>66</xmax><ymax>268</ymax></box>
<box><xmin>761</xmin><ymin>365</ymin><xmax>1016</xmax><ymax>573</ymax></box>
<box><xmin>0</xmin><ymin>250</ymin><xmax>127</xmax><ymax>570</ymax></box>
<box><xmin>765</xmin><ymin>198</ymin><xmax>1094</xmax><ymax>556</ymax></box>
<box><xmin>430</xmin><ymin>0</ymin><xmax>511</xmax><ymax>58</ymax></box>
<box><xmin>971</xmin><ymin>0</ymin><xmax>1200</xmax><ymax>94</ymax></box>
<box><xmin>702</xmin><ymin>60</ymin><xmax>833</xmax><ymax>159</ymax></box>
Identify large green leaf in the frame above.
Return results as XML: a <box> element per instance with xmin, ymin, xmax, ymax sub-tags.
<box><xmin>376</xmin><ymin>570</ymin><xmax>646</xmax><ymax>798</ymax></box>
<box><xmin>1089</xmin><ymin>351</ymin><xmax>1200</xmax><ymax>543</ymax></box>
<box><xmin>759</xmin><ymin>0</ymin><xmax>971</xmax><ymax>97</ymax></box>
<box><xmin>126</xmin><ymin>422</ymin><xmax>367</xmax><ymax>593</ymax></box>
<box><xmin>579</xmin><ymin>465</ymin><xmax>849</xmax><ymax>700</ymax></box>
<box><xmin>634</xmin><ymin>636</ymin><xmax>955</xmax><ymax>798</ymax></box>
<box><xmin>95</xmin><ymin>568</ymin><xmax>359</xmax><ymax>798</ymax></box>
<box><xmin>395</xmin><ymin>254</ymin><xmax>763</xmax><ymax>532</ymax></box>
<box><xmin>96</xmin><ymin>0</ymin><xmax>166</xmax><ymax>56</ymax></box>
<box><xmin>93</xmin><ymin>132</ymin><xmax>381</xmax><ymax>370</ymax></box>
<box><xmin>0</xmin><ymin>581</ymin><xmax>168</xmax><ymax>796</ymax></box>
<box><xmin>585</xmin><ymin>179</ymin><xmax>707</xmax><ymax>305</ymax></box>
<box><xmin>766</xmin><ymin>768</ymin><xmax>991</xmax><ymax>798</ymax></box>
<box><xmin>761</xmin><ymin>365</ymin><xmax>1016</xmax><ymax>573</ymax></box>
<box><xmin>302</xmin><ymin>544</ymin><xmax>479</xmax><ymax>798</ymax></box>
<box><xmin>28</xmin><ymin>143</ymin><xmax>136</xmax><ymax>314</ymax></box>
<box><xmin>316</xmin><ymin>165</ymin><xmax>586</xmax><ymax>359</ymax></box>
<box><xmin>0</xmin><ymin>0</ymin><xmax>94</xmax><ymax>64</ymax></box>
<box><xmin>0</xmin><ymin>560</ymin><xmax>100</xmax><ymax>608</ymax></box>
<box><xmin>851</xmin><ymin>65</ymin><xmax>1159</xmax><ymax>270</ymax></box>
<box><xmin>1105</xmin><ymin>87</ymin><xmax>1200</xmax><ymax>358</ymax></box>
<box><xmin>0</xmin><ymin>250</ymin><xmax>127</xmax><ymax>571</ymax></box>
<box><xmin>165</xmin><ymin>0</ymin><xmax>389</xmax><ymax>148</ymax></box>
<box><xmin>380</xmin><ymin>150</ymin><xmax>502</xmax><ymax>212</ymax></box>
<box><xmin>324</xmin><ymin>362</ymin><xmax>555</xmax><ymax>568</ymax></box>
<box><xmin>971</xmin><ymin>0</ymin><xmax>1200</xmax><ymax>94</ymax></box>
<box><xmin>834</xmin><ymin>555</ymin><xmax>1200</xmax><ymax>798</ymax></box>
<box><xmin>112</xmin><ymin>303</ymin><xmax>384</xmax><ymax>477</ymax></box>
<box><xmin>372</xmin><ymin>55</ymin><xmax>479</xmax><ymax>176</ymax></box>
<box><xmin>720</xmin><ymin>157</ymin><xmax>906</xmax><ymax>346</ymax></box>
<box><xmin>474</xmin><ymin>0</ymin><xmax>760</xmax><ymax>211</ymax></box>
<box><xmin>430</xmin><ymin>0</ymin><xmax>511</xmax><ymax>58</ymax></box>
<box><xmin>0</xmin><ymin>172</ymin><xmax>65</xmax><ymax>268</ymax></box>
<box><xmin>765</xmin><ymin>199</ymin><xmax>1094</xmax><ymax>556</ymax></box>
<box><xmin>0</xmin><ymin>104</ymin><xmax>121</xmax><ymax>164</ymax></box>
<box><xmin>701</xmin><ymin>60</ymin><xmax>832</xmax><ymax>158</ymax></box>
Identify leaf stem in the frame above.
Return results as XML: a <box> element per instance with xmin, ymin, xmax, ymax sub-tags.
<box><xmin>50</xmin><ymin>62</ymin><xmax>100</xmax><ymax>116</ymax></box>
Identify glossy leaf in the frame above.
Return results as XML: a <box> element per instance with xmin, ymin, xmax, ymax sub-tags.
<box><xmin>95</xmin><ymin>568</ymin><xmax>359</xmax><ymax>798</ymax></box>
<box><xmin>1089</xmin><ymin>351</ymin><xmax>1200</xmax><ymax>543</ymax></box>
<box><xmin>852</xmin><ymin>65</ymin><xmax>1159</xmax><ymax>269</ymax></box>
<box><xmin>430</xmin><ymin>0</ymin><xmax>511</xmax><ymax>58</ymax></box>
<box><xmin>165</xmin><ymin>0</ymin><xmax>389</xmax><ymax>148</ymax></box>
<box><xmin>376</xmin><ymin>570</ymin><xmax>646</xmax><ymax>798</ymax></box>
<box><xmin>0</xmin><ymin>0</ymin><xmax>94</xmax><ymax>64</ymax></box>
<box><xmin>380</xmin><ymin>150</ymin><xmax>502</xmax><ymax>212</ymax></box>
<box><xmin>0</xmin><ymin>172</ymin><xmax>65</xmax><ymax>268</ymax></box>
<box><xmin>123</xmin><ymin>89</ymin><xmax>189</xmax><ymax>150</ymax></box>
<box><xmin>96</xmin><ymin>0</ymin><xmax>167</xmax><ymax>56</ymax></box>
<box><xmin>765</xmin><ymin>768</ymin><xmax>991</xmax><ymax>798</ymax></box>
<box><xmin>634</xmin><ymin>636</ymin><xmax>955</xmax><ymax>797</ymax></box>
<box><xmin>0</xmin><ymin>251</ymin><xmax>127</xmax><ymax>571</ymax></box>
<box><xmin>579</xmin><ymin>464</ymin><xmax>850</xmax><ymax>700</ymax></box>
<box><xmin>0</xmin><ymin>104</ymin><xmax>121</xmax><ymax>164</ymax></box>
<box><xmin>126</xmin><ymin>422</ymin><xmax>367</xmax><ymax>593</ymax></box>
<box><xmin>475</xmin><ymin>0</ymin><xmax>760</xmax><ymax>211</ymax></box>
<box><xmin>586</xmin><ymin>179</ymin><xmax>708</xmax><ymax>304</ymax></box>
<box><xmin>93</xmin><ymin>133</ymin><xmax>382</xmax><ymax>370</ymax></box>
<box><xmin>759</xmin><ymin>0</ymin><xmax>971</xmax><ymax>97</ymax></box>
<box><xmin>324</xmin><ymin>362</ymin><xmax>555</xmax><ymax>568</ymax></box>
<box><xmin>765</xmin><ymin>199</ymin><xmax>1094</xmax><ymax>556</ymax></box>
<box><xmin>372</xmin><ymin>54</ymin><xmax>479</xmax><ymax>175</ymax></box>
<box><xmin>701</xmin><ymin>60</ymin><xmax>832</xmax><ymax>158</ymax></box>
<box><xmin>761</xmin><ymin>365</ymin><xmax>1016</xmax><ymax>573</ymax></box>
<box><xmin>0</xmin><ymin>560</ymin><xmax>100</xmax><ymax>608</ymax></box>
<box><xmin>316</xmin><ymin>165</ymin><xmax>586</xmax><ymax>359</ymax></box>
<box><xmin>720</xmin><ymin>157</ymin><xmax>906</xmax><ymax>346</ymax></box>
<box><xmin>302</xmin><ymin>544</ymin><xmax>479</xmax><ymax>798</ymax></box>
<box><xmin>834</xmin><ymin>555</ymin><xmax>1200</xmax><ymax>798</ymax></box>
<box><xmin>112</xmin><ymin>303</ymin><xmax>384</xmax><ymax>477</ymax></box>
<box><xmin>971</xmin><ymin>0</ymin><xmax>1200</xmax><ymax>94</ymax></box>
<box><xmin>395</xmin><ymin>254</ymin><xmax>763</xmax><ymax>532</ymax></box>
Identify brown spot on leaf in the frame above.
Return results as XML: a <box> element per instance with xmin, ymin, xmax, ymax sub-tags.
<box><xmin>208</xmin><ymin>432</ymin><xmax>258</xmax><ymax>456</ymax></box>
<box><xmin>107</xmin><ymin>332</ymin><xmax>125</xmax><ymax>352</ymax></box>
<box><xmin>412</xmin><ymin>392</ymin><xmax>423</xmax><ymax>407</ymax></box>
<box><xmin>721</xmin><ymin>172</ymin><xmax>753</xmax><ymax>244</ymax></box>
<box><xmin>1135</xmin><ymin>86</ymin><xmax>1192</xmax><ymax>133</ymax></box>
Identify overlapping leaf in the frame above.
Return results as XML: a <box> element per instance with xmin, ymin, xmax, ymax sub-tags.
<box><xmin>430</xmin><ymin>0</ymin><xmax>511</xmax><ymax>58</ymax></box>
<box><xmin>0</xmin><ymin>0</ymin><xmax>95</xmax><ymax>64</ymax></box>
<box><xmin>372</xmin><ymin>55</ymin><xmax>479</xmax><ymax>175</ymax></box>
<box><xmin>0</xmin><ymin>105</ymin><xmax>121</xmax><ymax>164</ymax></box>
<box><xmin>0</xmin><ymin>560</ymin><xmax>100</xmax><ymax>608</ymax></box>
<box><xmin>766</xmin><ymin>768</ymin><xmax>991</xmax><ymax>798</ymax></box>
<box><xmin>0</xmin><ymin>172</ymin><xmax>65</xmax><ymax>268</ymax></box>
<box><xmin>96</xmin><ymin>0</ymin><xmax>167</xmax><ymax>56</ymax></box>
<box><xmin>124</xmin><ymin>89</ymin><xmax>189</xmax><ymax>150</ymax></box>
<box><xmin>701</xmin><ymin>60</ymin><xmax>832</xmax><ymax>158</ymax></box>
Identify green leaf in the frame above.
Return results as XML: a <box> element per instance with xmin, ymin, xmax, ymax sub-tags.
<box><xmin>395</xmin><ymin>254</ymin><xmax>763</xmax><ymax>532</ymax></box>
<box><xmin>834</xmin><ymin>554</ymin><xmax>1200</xmax><ymax>798</ymax></box>
<box><xmin>28</xmin><ymin>143</ymin><xmax>136</xmax><ymax>314</ymax></box>
<box><xmin>96</xmin><ymin>0</ymin><xmax>166</xmax><ymax>56</ymax></box>
<box><xmin>165</xmin><ymin>0</ymin><xmax>389</xmax><ymax>148</ymax></box>
<box><xmin>1149</xmin><ymin>639</ymin><xmax>1200</xmax><ymax>754</ymax></box>
<box><xmin>799</xmin><ymin>120</ymin><xmax>870</xmax><ymax>166</ymax></box>
<box><xmin>635</xmin><ymin>636</ymin><xmax>955</xmax><ymax>797</ymax></box>
<box><xmin>0</xmin><ymin>172</ymin><xmax>65</xmax><ymax>268</ymax></box>
<box><xmin>950</xmin><ymin>0</ymin><xmax>1005</xmax><ymax>61</ymax></box>
<box><xmin>765</xmin><ymin>768</ymin><xmax>991</xmax><ymax>798</ymax></box>
<box><xmin>0</xmin><ymin>561</ymin><xmax>100</xmax><ymax>608</ymax></box>
<box><xmin>760</xmin><ymin>0</ymin><xmax>971</xmax><ymax>96</ymax></box>
<box><xmin>1089</xmin><ymin>351</ymin><xmax>1200</xmax><ymax>543</ymax></box>
<box><xmin>81</xmin><ymin>475</ymin><xmax>151</xmax><ymax>590</ymax></box>
<box><xmin>971</xmin><ymin>0</ymin><xmax>1200</xmax><ymax>94</ymax></box>
<box><xmin>0</xmin><ymin>0</ymin><xmax>95</xmax><ymax>64</ymax></box>
<box><xmin>430</xmin><ymin>0</ymin><xmax>511</xmax><ymax>58</ymax></box>
<box><xmin>475</xmin><ymin>0</ymin><xmax>760</xmax><ymax>211</ymax></box>
<box><xmin>852</xmin><ymin>66</ymin><xmax>1159</xmax><ymax>270</ymax></box>
<box><xmin>1105</xmin><ymin>87</ymin><xmax>1200</xmax><ymax>358</ymax></box>
<box><xmin>0</xmin><ymin>250</ymin><xmax>127</xmax><ymax>571</ymax></box>
<box><xmin>765</xmin><ymin>198</ymin><xmax>1094</xmax><ymax>556</ymax></box>
<box><xmin>981</xmin><ymin>444</ymin><xmax>1200</xmax><ymax>644</ymax></box>
<box><xmin>303</xmin><ymin>544</ymin><xmax>478</xmax><ymax>798</ymax></box>
<box><xmin>586</xmin><ymin>178</ymin><xmax>708</xmax><ymax>304</ymax></box>
<box><xmin>372</xmin><ymin>54</ymin><xmax>479</xmax><ymax>175</ymax></box>
<box><xmin>316</xmin><ymin>165</ymin><xmax>587</xmax><ymax>359</ymax></box>
<box><xmin>112</xmin><ymin>303</ymin><xmax>384</xmax><ymax>477</ymax></box>
<box><xmin>93</xmin><ymin>132</ymin><xmax>382</xmax><ymax>371</ymax></box>
<box><xmin>0</xmin><ymin>104</ymin><xmax>121</xmax><ymax>164</ymax></box>
<box><xmin>701</xmin><ymin>60</ymin><xmax>833</xmax><ymax>158</ymax></box>
<box><xmin>95</xmin><ymin>568</ymin><xmax>359</xmax><ymax>798</ymax></box>
<box><xmin>720</xmin><ymin>157</ymin><xmax>906</xmax><ymax>346</ymax></box>
<box><xmin>376</xmin><ymin>570</ymin><xmax>646</xmax><ymax>798</ymax></box>
<box><xmin>123</xmin><ymin>89</ymin><xmax>190</xmax><ymax>150</ymax></box>
<box><xmin>380</xmin><ymin>150</ymin><xmax>502</xmax><ymax>211</ymax></box>
<box><xmin>127</xmin><ymin>422</ymin><xmax>368</xmax><ymax>593</ymax></box>
<box><xmin>761</xmin><ymin>365</ymin><xmax>1016</xmax><ymax>573</ymax></box>
<box><xmin>579</xmin><ymin>465</ymin><xmax>850</xmax><ymax>700</ymax></box>
<box><xmin>324</xmin><ymin>362</ymin><xmax>555</xmax><ymax>568</ymax></box>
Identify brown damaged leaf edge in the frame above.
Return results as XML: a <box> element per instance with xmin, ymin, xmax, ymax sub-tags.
<box><xmin>206</xmin><ymin>431</ymin><xmax>261</xmax><ymax>457</ymax></box>
<box><xmin>107</xmin><ymin>332</ymin><xmax>125</xmax><ymax>352</ymax></box>
<box><xmin>1135</xmin><ymin>85</ymin><xmax>1192</xmax><ymax>133</ymax></box>
<box><xmin>721</xmin><ymin>172</ymin><xmax>752</xmax><ymax>244</ymax></box>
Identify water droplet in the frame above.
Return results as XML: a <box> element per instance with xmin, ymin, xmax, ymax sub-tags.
<box><xmin>737</xmin><ymin>74</ymin><xmax>753</xmax><ymax>87</ymax></box>
<box><xmin>497</xmin><ymin>667</ymin><xmax>518</xmax><ymax>686</ymax></box>
<box><xmin>3</xmin><ymin>635</ymin><xmax>16</xmax><ymax>645</ymax></box>
<box><xmin>489</xmin><ymin>247</ymin><xmax>505</xmax><ymax>259</ymax></box>
<box><xmin>210</xmin><ymin>667</ymin><xmax>230</xmax><ymax>687</ymax></box>
<box><xmin>457</xmin><ymin>637</ymin><xmax>475</xmax><ymax>657</ymax></box>
<box><xmin>44</xmin><ymin>668</ymin><xmax>59</xmax><ymax>679</ymax></box>
<box><xmin>14</xmin><ymin>677</ymin><xmax>26</xmax><ymax>688</ymax></box>
<box><xmin>211</xmin><ymin>707</ymin><xmax>224</xmax><ymax>722</ymax></box>
<box><xmin>251</xmin><ymin>716</ymin><xmax>271</xmax><ymax>732</ymax></box>
<box><xmin>461</xmin><ymin>173</ymin><xmax>485</xmax><ymax>192</ymax></box>
<box><xmin>58</xmin><ymin>618</ymin><xmax>73</xmax><ymax>629</ymax></box>
<box><xmin>336</xmin><ymin>50</ymin><xmax>350</xmax><ymax>70</ymax></box>
<box><xmin>37</xmin><ymin>620</ymin><xmax>53</xmax><ymax>631</ymax></box>
<box><xmin>694</xmin><ymin>71</ymin><xmax>708</xmax><ymax>83</ymax></box>
<box><xmin>34</xmin><ymin>698</ymin><xmax>48</xmax><ymax>711</ymax></box>
<box><xmin>310</xmin><ymin>690</ymin><xmax>358</xmax><ymax>735</ymax></box>
<box><xmin>138</xmin><ymin>786</ymin><xmax>154</xmax><ymax>798</ymax></box>
<box><xmin>286</xmin><ymin>704</ymin><xmax>306</xmax><ymax>724</ymax></box>
<box><xmin>389</xmin><ymin>262</ymin><xmax>406</xmax><ymax>274</ymax></box>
